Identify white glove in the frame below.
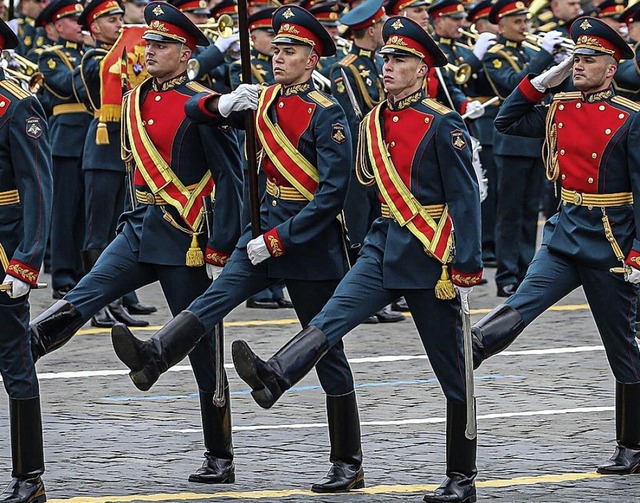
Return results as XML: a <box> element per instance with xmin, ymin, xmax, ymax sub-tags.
<box><xmin>541</xmin><ymin>30</ymin><xmax>564</xmax><ymax>55</ymax></box>
<box><xmin>217</xmin><ymin>84</ymin><xmax>260</xmax><ymax>117</ymax></box>
<box><xmin>247</xmin><ymin>235</ymin><xmax>271</xmax><ymax>265</ymax></box>
<box><xmin>553</xmin><ymin>49</ymin><xmax>571</xmax><ymax>64</ymax></box>
<box><xmin>625</xmin><ymin>267</ymin><xmax>640</xmax><ymax>284</ymax></box>
<box><xmin>206</xmin><ymin>263</ymin><xmax>223</xmax><ymax>282</ymax></box>
<box><xmin>2</xmin><ymin>275</ymin><xmax>30</xmax><ymax>298</ymax></box>
<box><xmin>214</xmin><ymin>31</ymin><xmax>240</xmax><ymax>53</ymax></box>
<box><xmin>465</xmin><ymin>100</ymin><xmax>485</xmax><ymax>120</ymax></box>
<box><xmin>472</xmin><ymin>32</ymin><xmax>497</xmax><ymax>60</ymax></box>
<box><xmin>530</xmin><ymin>56</ymin><xmax>573</xmax><ymax>92</ymax></box>
<box><xmin>455</xmin><ymin>286</ymin><xmax>473</xmax><ymax>311</ymax></box>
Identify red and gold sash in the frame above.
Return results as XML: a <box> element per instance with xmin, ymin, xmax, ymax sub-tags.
<box><xmin>255</xmin><ymin>84</ymin><xmax>319</xmax><ymax>201</ymax></box>
<box><xmin>124</xmin><ymin>83</ymin><xmax>213</xmax><ymax>232</ymax></box>
<box><xmin>361</xmin><ymin>103</ymin><xmax>454</xmax><ymax>265</ymax></box>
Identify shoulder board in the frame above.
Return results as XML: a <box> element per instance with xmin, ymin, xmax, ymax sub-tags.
<box><xmin>0</xmin><ymin>80</ymin><xmax>31</xmax><ymax>100</ymax></box>
<box><xmin>537</xmin><ymin>10</ymin><xmax>554</xmax><ymax>22</ymax></box>
<box><xmin>307</xmin><ymin>90</ymin><xmax>334</xmax><ymax>108</ymax></box>
<box><xmin>525</xmin><ymin>43</ymin><xmax>542</xmax><ymax>52</ymax></box>
<box><xmin>537</xmin><ymin>21</ymin><xmax>558</xmax><ymax>32</ymax></box>
<box><xmin>40</xmin><ymin>44</ymin><xmax>64</xmax><ymax>54</ymax></box>
<box><xmin>421</xmin><ymin>98</ymin><xmax>452</xmax><ymax>115</ymax></box>
<box><xmin>337</xmin><ymin>53</ymin><xmax>357</xmax><ymax>67</ymax></box>
<box><xmin>552</xmin><ymin>91</ymin><xmax>581</xmax><ymax>101</ymax></box>
<box><xmin>487</xmin><ymin>44</ymin><xmax>505</xmax><ymax>54</ymax></box>
<box><xmin>186</xmin><ymin>81</ymin><xmax>211</xmax><ymax>93</ymax></box>
<box><xmin>612</xmin><ymin>96</ymin><xmax>640</xmax><ymax>112</ymax></box>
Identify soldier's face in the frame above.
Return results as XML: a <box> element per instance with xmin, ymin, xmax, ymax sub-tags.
<box><xmin>382</xmin><ymin>53</ymin><xmax>427</xmax><ymax>99</ymax></box>
<box><xmin>499</xmin><ymin>15</ymin><xmax>529</xmax><ymax>42</ymax></box>
<box><xmin>434</xmin><ymin>16</ymin><xmax>465</xmax><ymax>39</ymax></box>
<box><xmin>572</xmin><ymin>54</ymin><xmax>617</xmax><ymax>93</ymax></box>
<box><xmin>403</xmin><ymin>6</ymin><xmax>429</xmax><ymax>29</ymax></box>
<box><xmin>551</xmin><ymin>0</ymin><xmax>582</xmax><ymax>21</ymax></box>
<box><xmin>628</xmin><ymin>21</ymin><xmax>640</xmax><ymax>43</ymax></box>
<box><xmin>145</xmin><ymin>40</ymin><xmax>191</xmax><ymax>82</ymax></box>
<box><xmin>55</xmin><ymin>16</ymin><xmax>85</xmax><ymax>43</ymax></box>
<box><xmin>124</xmin><ymin>3</ymin><xmax>146</xmax><ymax>24</ymax></box>
<box><xmin>272</xmin><ymin>43</ymin><xmax>317</xmax><ymax>86</ymax></box>
<box><xmin>251</xmin><ymin>29</ymin><xmax>275</xmax><ymax>56</ymax></box>
<box><xmin>600</xmin><ymin>16</ymin><xmax>627</xmax><ymax>37</ymax></box>
<box><xmin>92</xmin><ymin>14</ymin><xmax>123</xmax><ymax>44</ymax></box>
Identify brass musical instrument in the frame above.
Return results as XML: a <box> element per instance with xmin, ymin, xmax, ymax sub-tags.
<box><xmin>1</xmin><ymin>51</ymin><xmax>45</xmax><ymax>92</ymax></box>
<box><xmin>523</xmin><ymin>31</ymin><xmax>576</xmax><ymax>52</ymax></box>
<box><xmin>196</xmin><ymin>14</ymin><xmax>234</xmax><ymax>39</ymax></box>
<box><xmin>445</xmin><ymin>62</ymin><xmax>472</xmax><ymax>85</ymax></box>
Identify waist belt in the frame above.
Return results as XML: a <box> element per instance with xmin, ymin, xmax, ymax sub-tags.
<box><xmin>266</xmin><ymin>179</ymin><xmax>307</xmax><ymax>201</ymax></box>
<box><xmin>560</xmin><ymin>188</ymin><xmax>633</xmax><ymax>208</ymax></box>
<box><xmin>52</xmin><ymin>103</ymin><xmax>88</xmax><ymax>116</ymax></box>
<box><xmin>135</xmin><ymin>184</ymin><xmax>200</xmax><ymax>206</ymax></box>
<box><xmin>0</xmin><ymin>190</ymin><xmax>20</xmax><ymax>206</ymax></box>
<box><xmin>381</xmin><ymin>203</ymin><xmax>445</xmax><ymax>220</ymax></box>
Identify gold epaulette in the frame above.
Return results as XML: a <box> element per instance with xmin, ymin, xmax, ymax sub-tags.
<box><xmin>553</xmin><ymin>91</ymin><xmax>581</xmax><ymax>101</ymax></box>
<box><xmin>612</xmin><ymin>95</ymin><xmax>640</xmax><ymax>112</ymax></box>
<box><xmin>337</xmin><ymin>53</ymin><xmax>357</xmax><ymax>67</ymax></box>
<box><xmin>0</xmin><ymin>79</ymin><xmax>31</xmax><ymax>99</ymax></box>
<box><xmin>186</xmin><ymin>81</ymin><xmax>211</xmax><ymax>93</ymax></box>
<box><xmin>488</xmin><ymin>43</ymin><xmax>505</xmax><ymax>54</ymax></box>
<box><xmin>537</xmin><ymin>10</ymin><xmax>554</xmax><ymax>22</ymax></box>
<box><xmin>308</xmin><ymin>90</ymin><xmax>334</xmax><ymax>108</ymax></box>
<box><xmin>537</xmin><ymin>21</ymin><xmax>558</xmax><ymax>32</ymax></box>
<box><xmin>421</xmin><ymin>98</ymin><xmax>452</xmax><ymax>115</ymax></box>
<box><xmin>39</xmin><ymin>44</ymin><xmax>64</xmax><ymax>54</ymax></box>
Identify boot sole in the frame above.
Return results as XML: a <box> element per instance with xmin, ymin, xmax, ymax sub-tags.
<box><xmin>129</xmin><ymin>368</ymin><xmax>156</xmax><ymax>392</ymax></box>
<box><xmin>311</xmin><ymin>477</ymin><xmax>365</xmax><ymax>493</ymax></box>
<box><xmin>232</xmin><ymin>341</ymin><xmax>277</xmax><ymax>409</ymax></box>
<box><xmin>112</xmin><ymin>325</ymin><xmax>145</xmax><ymax>372</ymax></box>
<box><xmin>188</xmin><ymin>472</ymin><xmax>236</xmax><ymax>484</ymax></box>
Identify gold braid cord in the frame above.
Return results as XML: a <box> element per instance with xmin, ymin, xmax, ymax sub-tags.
<box><xmin>543</xmin><ymin>100</ymin><xmax>560</xmax><ymax>183</ymax></box>
<box><xmin>355</xmin><ymin>117</ymin><xmax>376</xmax><ymax>187</ymax></box>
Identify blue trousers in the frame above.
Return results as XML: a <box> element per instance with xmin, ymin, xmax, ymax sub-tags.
<box><xmin>307</xmin><ymin>252</ymin><xmax>467</xmax><ymax>403</ymax></box>
<box><xmin>188</xmin><ymin>248</ymin><xmax>355</xmax><ymax>396</ymax></box>
<box><xmin>506</xmin><ymin>245</ymin><xmax>640</xmax><ymax>383</ymax></box>
<box><xmin>64</xmin><ymin>233</ymin><xmax>218</xmax><ymax>392</ymax></box>
<box><xmin>0</xmin><ymin>293</ymin><xmax>38</xmax><ymax>398</ymax></box>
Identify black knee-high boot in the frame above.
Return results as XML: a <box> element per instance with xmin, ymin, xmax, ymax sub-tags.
<box><xmin>232</xmin><ymin>326</ymin><xmax>329</xmax><ymax>409</ymax></box>
<box><xmin>311</xmin><ymin>391</ymin><xmax>365</xmax><ymax>493</ymax></box>
<box><xmin>472</xmin><ymin>304</ymin><xmax>524</xmax><ymax>369</ymax></box>
<box><xmin>30</xmin><ymin>300</ymin><xmax>85</xmax><ymax>362</ymax></box>
<box><xmin>597</xmin><ymin>382</ymin><xmax>640</xmax><ymax>474</ymax></box>
<box><xmin>111</xmin><ymin>311</ymin><xmax>207</xmax><ymax>391</ymax></box>
<box><xmin>423</xmin><ymin>401</ymin><xmax>477</xmax><ymax>503</ymax></box>
<box><xmin>188</xmin><ymin>388</ymin><xmax>235</xmax><ymax>484</ymax></box>
<box><xmin>0</xmin><ymin>397</ymin><xmax>46</xmax><ymax>503</ymax></box>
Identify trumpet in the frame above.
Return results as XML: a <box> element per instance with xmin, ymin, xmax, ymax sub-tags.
<box><xmin>445</xmin><ymin>62</ymin><xmax>472</xmax><ymax>85</ymax></box>
<box><xmin>1</xmin><ymin>51</ymin><xmax>45</xmax><ymax>92</ymax></box>
<box><xmin>3</xmin><ymin>67</ymin><xmax>45</xmax><ymax>92</ymax></box>
<box><xmin>195</xmin><ymin>14</ymin><xmax>234</xmax><ymax>40</ymax></box>
<box><xmin>523</xmin><ymin>32</ymin><xmax>575</xmax><ymax>52</ymax></box>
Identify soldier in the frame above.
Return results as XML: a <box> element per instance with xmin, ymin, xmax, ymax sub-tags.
<box><xmin>0</xmin><ymin>19</ymin><xmax>53</xmax><ymax>503</ymax></box>
<box><xmin>10</xmin><ymin>0</ymin><xmax>49</xmax><ymax>57</ymax></box>
<box><xmin>613</xmin><ymin>2</ymin><xmax>640</xmax><ymax>101</ymax></box>
<box><xmin>536</xmin><ymin>0</ymin><xmax>583</xmax><ymax>36</ymax></box>
<box><xmin>230</xmin><ymin>16</ymin><xmax>483</xmax><ymax>503</ymax></box>
<box><xmin>472</xmin><ymin>16</ymin><xmax>640</xmax><ymax>476</ymax></box>
<box><xmin>122</xmin><ymin>0</ymin><xmax>148</xmax><ymax>24</ymax></box>
<box><xmin>27</xmin><ymin>2</ymin><xmax>244</xmax><ymax>482</ymax></box>
<box><xmin>596</xmin><ymin>0</ymin><xmax>628</xmax><ymax>37</ymax></box>
<box><xmin>483</xmin><ymin>0</ymin><xmax>561</xmax><ymax>297</ymax></box>
<box><xmin>385</xmin><ymin>0</ymin><xmax>430</xmax><ymax>29</ymax></box>
<box><xmin>112</xmin><ymin>5</ymin><xmax>366</xmax><ymax>493</ymax></box>
<box><xmin>307</xmin><ymin>1</ymin><xmax>348</xmax><ymax>78</ymax></box>
<box><xmin>37</xmin><ymin>0</ymin><xmax>92</xmax><ymax>300</ymax></box>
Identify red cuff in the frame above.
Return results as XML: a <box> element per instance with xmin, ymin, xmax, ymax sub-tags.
<box><xmin>198</xmin><ymin>94</ymin><xmax>220</xmax><ymax>117</ymax></box>
<box><xmin>264</xmin><ymin>228</ymin><xmax>286</xmax><ymax>257</ymax></box>
<box><xmin>451</xmin><ymin>268</ymin><xmax>483</xmax><ymax>287</ymax></box>
<box><xmin>459</xmin><ymin>99</ymin><xmax>468</xmax><ymax>115</ymax></box>
<box><xmin>205</xmin><ymin>247</ymin><xmax>231</xmax><ymax>266</ymax></box>
<box><xmin>626</xmin><ymin>250</ymin><xmax>640</xmax><ymax>270</ymax></box>
<box><xmin>6</xmin><ymin>260</ymin><xmax>39</xmax><ymax>286</ymax></box>
<box><xmin>519</xmin><ymin>76</ymin><xmax>547</xmax><ymax>103</ymax></box>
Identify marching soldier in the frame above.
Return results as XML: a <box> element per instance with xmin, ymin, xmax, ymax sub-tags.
<box><xmin>385</xmin><ymin>0</ymin><xmax>430</xmax><ymax>29</ymax></box>
<box><xmin>0</xmin><ymin>19</ymin><xmax>53</xmax><ymax>503</ymax></box>
<box><xmin>230</xmin><ymin>16</ymin><xmax>483</xmax><ymax>503</ymax></box>
<box><xmin>483</xmin><ymin>0</ymin><xmax>560</xmax><ymax>297</ymax></box>
<box><xmin>112</xmin><ymin>5</ymin><xmax>366</xmax><ymax>493</ymax></box>
<box><xmin>308</xmin><ymin>1</ymin><xmax>348</xmax><ymax>78</ymax></box>
<box><xmin>472</xmin><ymin>16</ymin><xmax>640</xmax><ymax>476</ymax></box>
<box><xmin>27</xmin><ymin>2</ymin><xmax>244</xmax><ymax>482</ymax></box>
<box><xmin>37</xmin><ymin>0</ymin><xmax>92</xmax><ymax>299</ymax></box>
<box><xmin>330</xmin><ymin>0</ymin><xmax>405</xmax><ymax>323</ymax></box>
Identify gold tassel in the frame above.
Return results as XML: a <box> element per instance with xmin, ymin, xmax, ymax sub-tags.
<box><xmin>96</xmin><ymin>122</ymin><xmax>109</xmax><ymax>145</ymax></box>
<box><xmin>186</xmin><ymin>233</ymin><xmax>204</xmax><ymax>267</ymax></box>
<box><xmin>435</xmin><ymin>265</ymin><xmax>456</xmax><ymax>300</ymax></box>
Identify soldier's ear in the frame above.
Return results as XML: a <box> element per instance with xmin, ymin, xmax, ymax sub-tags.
<box><xmin>305</xmin><ymin>49</ymin><xmax>319</xmax><ymax>70</ymax></box>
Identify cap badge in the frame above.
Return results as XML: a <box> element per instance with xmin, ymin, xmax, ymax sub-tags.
<box><xmin>152</xmin><ymin>4</ymin><xmax>164</xmax><ymax>16</ymax></box>
<box><xmin>580</xmin><ymin>19</ymin><xmax>592</xmax><ymax>30</ymax></box>
<box><xmin>392</xmin><ymin>18</ymin><xmax>404</xmax><ymax>29</ymax></box>
<box><xmin>283</xmin><ymin>7</ymin><xmax>295</xmax><ymax>19</ymax></box>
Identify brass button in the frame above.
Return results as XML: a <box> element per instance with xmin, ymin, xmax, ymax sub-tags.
<box><xmin>561</xmin><ymin>174</ymin><xmax>566</xmax><ymax>180</ymax></box>
<box><xmin>588</xmin><ymin>177</ymin><xmax>594</xmax><ymax>183</ymax></box>
<box><xmin>619</xmin><ymin>113</ymin><xmax>625</xmax><ymax>119</ymax></box>
<box><xmin>145</xmin><ymin>193</ymin><xmax>155</xmax><ymax>204</ymax></box>
<box><xmin>576</xmin><ymin>103</ymin><xmax>581</xmax><ymax>109</ymax></box>
<box><xmin>308</xmin><ymin>108</ymin><xmax>312</xmax><ymax>114</ymax></box>
<box><xmin>389</xmin><ymin>141</ymin><xmax>396</xmax><ymax>147</ymax></box>
<box><xmin>558</xmin><ymin>122</ymin><xmax>563</xmax><ymax>128</ymax></box>
<box><xmin>599</xmin><ymin>105</ymin><xmax>605</xmax><ymax>111</ymax></box>
<box><xmin>424</xmin><ymin>117</ymin><xmax>430</xmax><ymax>123</ymax></box>
<box><xmin>559</xmin><ymin>104</ymin><xmax>564</xmax><ymax>110</ymax></box>
<box><xmin>592</xmin><ymin>153</ymin><xmax>597</xmax><ymax>159</ymax></box>
<box><xmin>392</xmin><ymin>116</ymin><xmax>399</xmax><ymax>122</ymax></box>
<box><xmin>605</xmin><ymin>128</ymin><xmax>611</xmax><ymax>135</ymax></box>
<box><xmin>278</xmin><ymin>102</ymin><xmax>284</xmax><ymax>108</ymax></box>
<box><xmin>271</xmin><ymin>199</ymin><xmax>277</xmax><ymax>206</ymax></box>
<box><xmin>560</xmin><ymin>149</ymin><xmax>565</xmax><ymax>155</ymax></box>
<box><xmin>573</xmin><ymin>192</ymin><xmax>583</xmax><ymax>205</ymax></box>
<box><xmin>155</xmin><ymin>96</ymin><xmax>161</xmax><ymax>101</ymax></box>
<box><xmin>0</xmin><ymin>101</ymin><xmax>5</xmax><ymax>108</ymax></box>
<box><xmin>148</xmin><ymin>119</ymin><xmax>154</xmax><ymax>125</ymax></box>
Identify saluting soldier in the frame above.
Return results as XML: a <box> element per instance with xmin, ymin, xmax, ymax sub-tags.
<box><xmin>112</xmin><ymin>5</ymin><xmax>366</xmax><ymax>493</ymax></box>
<box><xmin>330</xmin><ymin>0</ymin><xmax>405</xmax><ymax>323</ymax></box>
<box><xmin>27</xmin><ymin>2</ymin><xmax>244</xmax><ymax>482</ymax></box>
<box><xmin>472</xmin><ymin>16</ymin><xmax>640</xmax><ymax>476</ymax></box>
<box><xmin>37</xmin><ymin>0</ymin><xmax>92</xmax><ymax>300</ymax></box>
<box><xmin>231</xmin><ymin>16</ymin><xmax>483</xmax><ymax>503</ymax></box>
<box><xmin>0</xmin><ymin>19</ymin><xmax>53</xmax><ymax>503</ymax></box>
<box><xmin>483</xmin><ymin>0</ymin><xmax>561</xmax><ymax>297</ymax></box>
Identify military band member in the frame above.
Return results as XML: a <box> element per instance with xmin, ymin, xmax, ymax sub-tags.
<box><xmin>596</xmin><ymin>0</ymin><xmax>628</xmax><ymax>37</ymax></box>
<box><xmin>10</xmin><ymin>0</ymin><xmax>48</xmax><ymax>58</ymax></box>
<box><xmin>37</xmin><ymin>0</ymin><xmax>92</xmax><ymax>299</ymax></box>
<box><xmin>27</xmin><ymin>2</ymin><xmax>244</xmax><ymax>482</ymax></box>
<box><xmin>536</xmin><ymin>0</ymin><xmax>582</xmax><ymax>37</ymax></box>
<box><xmin>483</xmin><ymin>0</ymin><xmax>561</xmax><ymax>297</ymax></box>
<box><xmin>0</xmin><ymin>19</ymin><xmax>53</xmax><ymax>503</ymax></box>
<box><xmin>385</xmin><ymin>0</ymin><xmax>430</xmax><ymax>29</ymax></box>
<box><xmin>122</xmin><ymin>0</ymin><xmax>148</xmax><ymax>23</ymax></box>
<box><xmin>473</xmin><ymin>16</ymin><xmax>640</xmax><ymax>475</ymax></box>
<box><xmin>112</xmin><ymin>5</ymin><xmax>366</xmax><ymax>492</ymax></box>
<box><xmin>231</xmin><ymin>16</ymin><xmax>483</xmax><ymax>503</ymax></box>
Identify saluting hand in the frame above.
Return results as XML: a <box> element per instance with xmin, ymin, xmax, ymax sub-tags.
<box><xmin>218</xmin><ymin>84</ymin><xmax>261</xmax><ymax>117</ymax></box>
<box><xmin>2</xmin><ymin>275</ymin><xmax>30</xmax><ymax>299</ymax></box>
<box><xmin>247</xmin><ymin>235</ymin><xmax>271</xmax><ymax>265</ymax></box>
<box><xmin>530</xmin><ymin>56</ymin><xmax>574</xmax><ymax>92</ymax></box>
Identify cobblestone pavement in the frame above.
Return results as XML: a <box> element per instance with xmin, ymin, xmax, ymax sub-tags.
<box><xmin>1</xmin><ymin>267</ymin><xmax>639</xmax><ymax>503</ymax></box>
